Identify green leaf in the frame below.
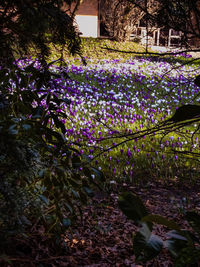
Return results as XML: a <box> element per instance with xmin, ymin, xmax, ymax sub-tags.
<box><xmin>79</xmin><ymin>191</ymin><xmax>88</xmax><ymax>204</ymax></box>
<box><xmin>83</xmin><ymin>187</ymin><xmax>94</xmax><ymax>197</ymax></box>
<box><xmin>38</xmin><ymin>169</ymin><xmax>45</xmax><ymax>178</ymax></box>
<box><xmin>24</xmin><ymin>62</ymin><xmax>36</xmax><ymax>73</ymax></box>
<box><xmin>39</xmin><ymin>194</ymin><xmax>49</xmax><ymax>205</ymax></box>
<box><xmin>133</xmin><ymin>223</ymin><xmax>163</xmax><ymax>263</ymax></box>
<box><xmin>166</xmin><ymin>230</ymin><xmax>188</xmax><ymax>241</ymax></box>
<box><xmin>118</xmin><ymin>192</ymin><xmax>148</xmax><ymax>223</ymax></box>
<box><xmin>32</xmin><ymin>106</ymin><xmax>45</xmax><ymax>119</ymax></box>
<box><xmin>21</xmin><ymin>215</ymin><xmax>32</xmax><ymax>226</ymax></box>
<box><xmin>51</xmin><ymin>95</ymin><xmax>61</xmax><ymax>105</ymax></box>
<box><xmin>165</xmin><ymin>230</ymin><xmax>188</xmax><ymax>258</ymax></box>
<box><xmin>64</xmin><ymin>203</ymin><xmax>73</xmax><ymax>214</ymax></box>
<box><xmin>11</xmin><ymin>118</ymin><xmax>20</xmax><ymax>123</ymax></box>
<box><xmin>83</xmin><ymin>154</ymin><xmax>92</xmax><ymax>163</ymax></box>
<box><xmin>22</xmin><ymin>124</ymin><xmax>31</xmax><ymax>130</ymax></box>
<box><xmin>142</xmin><ymin>214</ymin><xmax>181</xmax><ymax>231</ymax></box>
<box><xmin>72</xmin><ymin>155</ymin><xmax>81</xmax><ymax>168</ymax></box>
<box><xmin>194</xmin><ymin>75</ymin><xmax>200</xmax><ymax>87</ymax></box>
<box><xmin>68</xmin><ymin>177</ymin><xmax>81</xmax><ymax>188</ymax></box>
<box><xmin>71</xmin><ymin>189</ymin><xmax>80</xmax><ymax>198</ymax></box>
<box><xmin>185</xmin><ymin>211</ymin><xmax>200</xmax><ymax>235</ymax></box>
<box><xmin>19</xmin><ymin>74</ymin><xmax>28</xmax><ymax>88</ymax></box>
<box><xmin>62</xmin><ymin>218</ymin><xmax>71</xmax><ymax>228</ymax></box>
<box><xmin>83</xmin><ymin>167</ymin><xmax>91</xmax><ymax>178</ymax></box>
<box><xmin>62</xmin><ymin>98</ymin><xmax>71</xmax><ymax>104</ymax></box>
<box><xmin>46</xmin><ymin>93</ymin><xmax>51</xmax><ymax>105</ymax></box>
<box><xmin>43</xmin><ymin>127</ymin><xmax>66</xmax><ymax>143</ymax></box>
<box><xmin>174</xmin><ymin>247</ymin><xmax>200</xmax><ymax>267</ymax></box>
<box><xmin>91</xmin><ymin>167</ymin><xmax>105</xmax><ymax>182</ymax></box>
<box><xmin>169</xmin><ymin>105</ymin><xmax>200</xmax><ymax>122</ymax></box>
<box><xmin>8</xmin><ymin>124</ymin><xmax>18</xmax><ymax>135</ymax></box>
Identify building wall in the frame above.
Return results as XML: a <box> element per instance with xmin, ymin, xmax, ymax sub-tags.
<box><xmin>75</xmin><ymin>0</ymin><xmax>99</xmax><ymax>38</ymax></box>
<box><xmin>75</xmin><ymin>15</ymin><xmax>98</xmax><ymax>37</ymax></box>
<box><xmin>76</xmin><ymin>0</ymin><xmax>98</xmax><ymax>16</ymax></box>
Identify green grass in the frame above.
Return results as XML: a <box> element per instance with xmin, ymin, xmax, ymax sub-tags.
<box><xmin>67</xmin><ymin>37</ymin><xmax>200</xmax><ymax>64</ymax></box>
<box><xmin>80</xmin><ymin>37</ymin><xmax>146</xmax><ymax>61</ymax></box>
<box><xmin>51</xmin><ymin>38</ymin><xmax>200</xmax><ymax>185</ymax></box>
<box><xmin>49</xmin><ymin>37</ymin><xmax>149</xmax><ymax>63</ymax></box>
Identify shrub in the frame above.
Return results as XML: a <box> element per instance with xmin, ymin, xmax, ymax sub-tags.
<box><xmin>118</xmin><ymin>192</ymin><xmax>200</xmax><ymax>266</ymax></box>
<box><xmin>0</xmin><ymin>60</ymin><xmax>103</xmax><ymax>248</ymax></box>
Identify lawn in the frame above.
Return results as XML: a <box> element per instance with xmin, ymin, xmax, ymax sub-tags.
<box><xmin>53</xmin><ymin>38</ymin><xmax>200</xmax><ymax>184</ymax></box>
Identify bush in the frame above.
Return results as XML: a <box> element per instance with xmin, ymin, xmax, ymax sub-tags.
<box><xmin>131</xmin><ymin>36</ymin><xmax>142</xmax><ymax>43</ymax></box>
<box><xmin>118</xmin><ymin>192</ymin><xmax>200</xmax><ymax>266</ymax></box>
<box><xmin>0</xmin><ymin>59</ymin><xmax>102</xmax><ymax>248</ymax></box>
<box><xmin>0</xmin><ymin>137</ymin><xmax>43</xmax><ymax>239</ymax></box>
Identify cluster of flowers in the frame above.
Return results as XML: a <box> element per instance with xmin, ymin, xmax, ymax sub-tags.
<box><xmin>16</xmin><ymin>56</ymin><xmax>200</xmax><ymax>179</ymax></box>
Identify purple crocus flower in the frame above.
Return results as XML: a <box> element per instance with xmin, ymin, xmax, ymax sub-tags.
<box><xmin>127</xmin><ymin>148</ymin><xmax>132</xmax><ymax>158</ymax></box>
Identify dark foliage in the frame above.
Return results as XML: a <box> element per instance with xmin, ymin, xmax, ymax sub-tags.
<box><xmin>129</xmin><ymin>0</ymin><xmax>200</xmax><ymax>47</ymax></box>
<box><xmin>0</xmin><ymin>1</ymin><xmax>99</xmax><ymax>257</ymax></box>
<box><xmin>119</xmin><ymin>192</ymin><xmax>200</xmax><ymax>266</ymax></box>
<box><xmin>0</xmin><ymin>0</ymin><xmax>84</xmax><ymax>66</ymax></box>
<box><xmin>169</xmin><ymin>105</ymin><xmax>200</xmax><ymax>122</ymax></box>
<box><xmin>194</xmin><ymin>75</ymin><xmax>200</xmax><ymax>87</ymax></box>
<box><xmin>155</xmin><ymin>0</ymin><xmax>200</xmax><ymax>47</ymax></box>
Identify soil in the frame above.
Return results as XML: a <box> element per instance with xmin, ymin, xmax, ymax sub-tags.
<box><xmin>63</xmin><ymin>181</ymin><xmax>200</xmax><ymax>266</ymax></box>
<box><xmin>1</xmin><ymin>180</ymin><xmax>200</xmax><ymax>266</ymax></box>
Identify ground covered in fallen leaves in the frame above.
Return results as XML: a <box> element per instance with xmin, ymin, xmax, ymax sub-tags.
<box><xmin>2</xmin><ymin>180</ymin><xmax>200</xmax><ymax>267</ymax></box>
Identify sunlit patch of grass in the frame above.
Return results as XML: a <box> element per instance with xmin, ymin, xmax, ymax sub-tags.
<box><xmin>49</xmin><ymin>37</ymin><xmax>148</xmax><ymax>63</ymax></box>
<box><xmin>80</xmin><ymin>37</ymin><xmax>147</xmax><ymax>61</ymax></box>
